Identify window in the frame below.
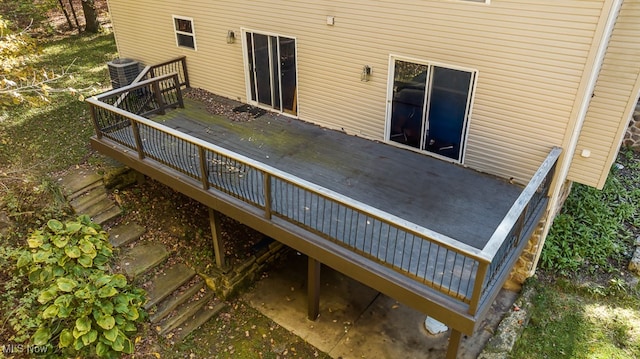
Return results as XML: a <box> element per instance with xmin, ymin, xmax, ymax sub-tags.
<box><xmin>173</xmin><ymin>16</ymin><xmax>196</xmax><ymax>50</ymax></box>
<box><xmin>386</xmin><ymin>57</ymin><xmax>477</xmax><ymax>162</ymax></box>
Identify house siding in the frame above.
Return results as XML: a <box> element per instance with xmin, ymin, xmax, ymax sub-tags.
<box><xmin>568</xmin><ymin>0</ymin><xmax>640</xmax><ymax>189</ymax></box>
<box><xmin>107</xmin><ymin>0</ymin><xmax>612</xmax><ymax>184</ymax></box>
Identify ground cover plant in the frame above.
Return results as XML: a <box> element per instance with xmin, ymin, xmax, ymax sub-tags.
<box><xmin>512</xmin><ymin>149</ymin><xmax>640</xmax><ymax>358</ymax></box>
<box><xmin>12</xmin><ymin>216</ymin><xmax>146</xmax><ymax>358</ymax></box>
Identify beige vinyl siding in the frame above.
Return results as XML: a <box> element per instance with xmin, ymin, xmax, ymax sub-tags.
<box><xmin>568</xmin><ymin>0</ymin><xmax>640</xmax><ymax>189</ymax></box>
<box><xmin>108</xmin><ymin>0</ymin><xmax>610</xmax><ymax>184</ymax></box>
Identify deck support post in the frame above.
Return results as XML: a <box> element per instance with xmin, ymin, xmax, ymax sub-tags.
<box><xmin>209</xmin><ymin>208</ymin><xmax>228</xmax><ymax>271</ymax></box>
<box><xmin>152</xmin><ymin>80</ymin><xmax>166</xmax><ymax>115</ymax></box>
<box><xmin>307</xmin><ymin>256</ymin><xmax>321</xmax><ymax>321</ymax></box>
<box><xmin>130</xmin><ymin>121</ymin><xmax>145</xmax><ymax>160</ymax></box>
<box><xmin>173</xmin><ymin>73</ymin><xmax>185</xmax><ymax>109</ymax></box>
<box><xmin>446</xmin><ymin>329</ymin><xmax>463</xmax><ymax>359</ymax></box>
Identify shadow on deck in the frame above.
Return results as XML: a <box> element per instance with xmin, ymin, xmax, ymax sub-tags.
<box><xmin>86</xmin><ymin>59</ymin><xmax>560</xmax><ymax>357</ymax></box>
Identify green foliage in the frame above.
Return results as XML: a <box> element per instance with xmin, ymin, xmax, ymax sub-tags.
<box><xmin>12</xmin><ymin>215</ymin><xmax>146</xmax><ymax>358</ymax></box>
<box><xmin>0</xmin><ymin>0</ymin><xmax>57</xmax><ymax>29</ymax></box>
<box><xmin>540</xmin><ymin>160</ymin><xmax>638</xmax><ymax>275</ymax></box>
<box><xmin>0</xmin><ymin>15</ymin><xmax>90</xmax><ymax>107</ymax></box>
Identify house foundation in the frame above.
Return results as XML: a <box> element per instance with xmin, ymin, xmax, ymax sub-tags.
<box><xmin>623</xmin><ymin>110</ymin><xmax>640</xmax><ymax>149</ymax></box>
<box><xmin>505</xmin><ymin>180</ymin><xmax>573</xmax><ymax>290</ymax></box>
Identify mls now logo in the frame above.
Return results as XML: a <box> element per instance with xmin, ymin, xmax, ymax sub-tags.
<box><xmin>2</xmin><ymin>344</ymin><xmax>48</xmax><ymax>354</ymax></box>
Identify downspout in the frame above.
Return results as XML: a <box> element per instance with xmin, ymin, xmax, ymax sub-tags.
<box><xmin>529</xmin><ymin>0</ymin><xmax>624</xmax><ymax>274</ymax></box>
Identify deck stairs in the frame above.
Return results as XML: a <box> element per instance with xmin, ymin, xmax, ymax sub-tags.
<box><xmin>59</xmin><ymin>168</ymin><xmax>224</xmax><ymax>342</ymax></box>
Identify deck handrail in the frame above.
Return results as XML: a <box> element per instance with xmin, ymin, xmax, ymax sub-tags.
<box><xmin>112</xmin><ymin>56</ymin><xmax>189</xmax><ymax>108</ymax></box>
<box><xmin>136</xmin><ymin>56</ymin><xmax>189</xmax><ymax>88</ymax></box>
<box><xmin>483</xmin><ymin>147</ymin><xmax>562</xmax><ymax>257</ymax></box>
<box><xmin>87</xmin><ymin>77</ymin><xmax>561</xmax><ymax>314</ymax></box>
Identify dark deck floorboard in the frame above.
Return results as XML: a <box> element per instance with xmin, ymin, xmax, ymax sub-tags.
<box><xmin>152</xmin><ymin>98</ymin><xmax>521</xmax><ymax>250</ymax></box>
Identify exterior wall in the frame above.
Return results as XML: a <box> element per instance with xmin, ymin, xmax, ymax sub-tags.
<box><xmin>568</xmin><ymin>0</ymin><xmax>640</xmax><ymax>189</ymax></box>
<box><xmin>107</xmin><ymin>0</ymin><xmax>613</xmax><ymax>185</ymax></box>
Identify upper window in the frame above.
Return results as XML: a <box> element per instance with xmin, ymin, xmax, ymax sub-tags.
<box><xmin>173</xmin><ymin>16</ymin><xmax>196</xmax><ymax>50</ymax></box>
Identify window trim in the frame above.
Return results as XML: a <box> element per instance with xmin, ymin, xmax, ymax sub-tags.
<box><xmin>172</xmin><ymin>15</ymin><xmax>197</xmax><ymax>50</ymax></box>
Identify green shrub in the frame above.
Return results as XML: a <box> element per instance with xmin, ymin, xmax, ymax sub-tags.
<box><xmin>13</xmin><ymin>215</ymin><xmax>146</xmax><ymax>358</ymax></box>
<box><xmin>541</xmin><ymin>165</ymin><xmax>636</xmax><ymax>275</ymax></box>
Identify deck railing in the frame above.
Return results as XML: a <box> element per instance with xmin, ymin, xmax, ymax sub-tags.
<box><xmin>87</xmin><ymin>79</ymin><xmax>561</xmax><ymax>316</ymax></box>
<box><xmin>133</xmin><ymin>56</ymin><xmax>190</xmax><ymax>89</ymax></box>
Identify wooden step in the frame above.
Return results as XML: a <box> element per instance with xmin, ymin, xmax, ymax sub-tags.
<box><xmin>173</xmin><ymin>301</ymin><xmax>226</xmax><ymax>342</ymax></box>
<box><xmin>82</xmin><ymin>197</ymin><xmax>117</xmax><ymax>218</ymax></box>
<box><xmin>70</xmin><ymin>187</ymin><xmax>108</xmax><ymax>214</ymax></box>
<box><xmin>109</xmin><ymin>223</ymin><xmax>146</xmax><ymax>248</ymax></box>
<box><xmin>145</xmin><ymin>263</ymin><xmax>196</xmax><ymax>310</ymax></box>
<box><xmin>121</xmin><ymin>244</ymin><xmax>169</xmax><ymax>279</ymax></box>
<box><xmin>59</xmin><ymin>171</ymin><xmax>103</xmax><ymax>199</ymax></box>
<box><xmin>92</xmin><ymin>205</ymin><xmax>122</xmax><ymax>225</ymax></box>
<box><xmin>150</xmin><ymin>277</ymin><xmax>205</xmax><ymax>323</ymax></box>
<box><xmin>158</xmin><ymin>289</ymin><xmax>215</xmax><ymax>335</ymax></box>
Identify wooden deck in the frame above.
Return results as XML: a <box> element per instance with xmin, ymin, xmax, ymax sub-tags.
<box><xmin>87</xmin><ymin>68</ymin><xmax>560</xmax><ymax>357</ymax></box>
<box><xmin>153</xmin><ymin>97</ymin><xmax>522</xmax><ymax>250</ymax></box>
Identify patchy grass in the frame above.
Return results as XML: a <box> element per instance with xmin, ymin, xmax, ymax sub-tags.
<box><xmin>512</xmin><ymin>278</ymin><xmax>640</xmax><ymax>359</ymax></box>
<box><xmin>0</xmin><ymin>32</ymin><xmax>116</xmax><ymax>176</ymax></box>
<box><xmin>512</xmin><ymin>149</ymin><xmax>640</xmax><ymax>359</ymax></box>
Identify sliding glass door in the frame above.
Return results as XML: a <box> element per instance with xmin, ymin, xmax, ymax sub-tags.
<box><xmin>388</xmin><ymin>58</ymin><xmax>475</xmax><ymax>162</ymax></box>
<box><xmin>245</xmin><ymin>31</ymin><xmax>297</xmax><ymax>115</ymax></box>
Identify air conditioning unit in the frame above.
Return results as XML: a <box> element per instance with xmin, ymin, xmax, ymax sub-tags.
<box><xmin>107</xmin><ymin>58</ymin><xmax>142</xmax><ymax>88</ymax></box>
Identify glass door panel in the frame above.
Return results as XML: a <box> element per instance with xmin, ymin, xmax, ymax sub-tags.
<box><xmin>424</xmin><ymin>67</ymin><xmax>473</xmax><ymax>160</ymax></box>
<box><xmin>389</xmin><ymin>60</ymin><xmax>428</xmax><ymax>149</ymax></box>
<box><xmin>253</xmin><ymin>33</ymin><xmax>272</xmax><ymax>106</ymax></box>
<box><xmin>279</xmin><ymin>37</ymin><xmax>297</xmax><ymax>115</ymax></box>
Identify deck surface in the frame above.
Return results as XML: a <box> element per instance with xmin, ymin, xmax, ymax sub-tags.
<box><xmin>152</xmin><ymin>98</ymin><xmax>521</xmax><ymax>250</ymax></box>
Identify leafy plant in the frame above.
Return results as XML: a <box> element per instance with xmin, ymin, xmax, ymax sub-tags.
<box><xmin>13</xmin><ymin>215</ymin><xmax>146</xmax><ymax>358</ymax></box>
<box><xmin>540</xmin><ymin>164</ymin><xmax>637</xmax><ymax>275</ymax></box>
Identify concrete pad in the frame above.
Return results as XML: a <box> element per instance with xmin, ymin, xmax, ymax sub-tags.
<box><xmin>244</xmin><ymin>251</ymin><xmax>518</xmax><ymax>359</ymax></box>
<box><xmin>244</xmin><ymin>252</ymin><xmax>380</xmax><ymax>354</ymax></box>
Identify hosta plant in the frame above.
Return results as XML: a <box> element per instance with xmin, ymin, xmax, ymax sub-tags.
<box><xmin>14</xmin><ymin>215</ymin><xmax>146</xmax><ymax>358</ymax></box>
